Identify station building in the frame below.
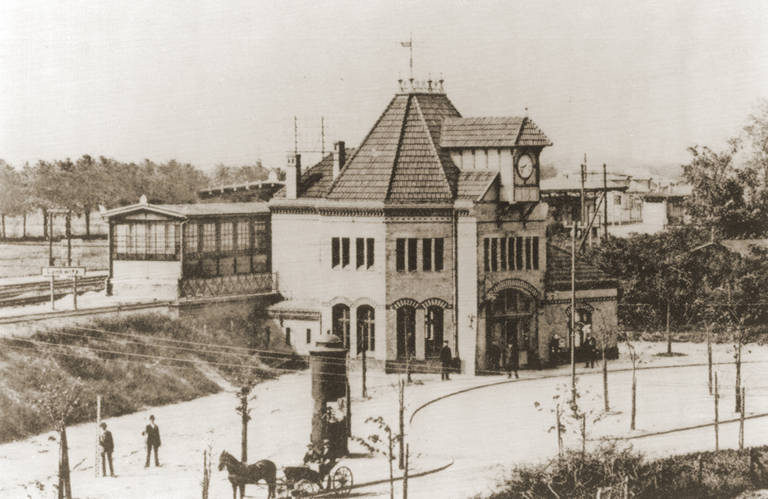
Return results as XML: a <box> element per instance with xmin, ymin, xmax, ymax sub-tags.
<box><xmin>267</xmin><ymin>80</ymin><xmax>619</xmax><ymax>374</ymax></box>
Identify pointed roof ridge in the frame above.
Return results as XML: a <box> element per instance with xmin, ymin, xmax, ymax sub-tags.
<box><xmin>384</xmin><ymin>94</ymin><xmax>413</xmax><ymax>200</ymax></box>
<box><xmin>325</xmin><ymin>94</ymin><xmax>400</xmax><ymax>197</ymax></box>
<box><xmin>410</xmin><ymin>95</ymin><xmax>454</xmax><ymax>199</ymax></box>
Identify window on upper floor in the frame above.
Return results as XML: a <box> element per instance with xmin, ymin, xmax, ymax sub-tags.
<box><xmin>331</xmin><ymin>237</ymin><xmax>350</xmax><ymax>268</ymax></box>
<box><xmin>615</xmin><ymin>194</ymin><xmax>622</xmax><ymax>206</ymax></box>
<box><xmin>407</xmin><ymin>238</ymin><xmax>418</xmax><ymax>271</ymax></box>
<box><xmin>484</xmin><ymin>236</ymin><xmax>540</xmax><ymax>272</ymax></box>
<box><xmin>355</xmin><ymin>237</ymin><xmax>375</xmax><ymax>269</ymax></box>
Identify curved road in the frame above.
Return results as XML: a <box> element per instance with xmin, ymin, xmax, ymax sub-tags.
<box><xmin>360</xmin><ymin>359</ymin><xmax>768</xmax><ymax>498</ymax></box>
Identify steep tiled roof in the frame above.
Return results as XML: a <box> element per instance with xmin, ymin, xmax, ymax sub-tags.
<box><xmin>457</xmin><ymin>171</ymin><xmax>498</xmax><ymax>200</ymax></box>
<box><xmin>327</xmin><ymin>92</ymin><xmax>461</xmax><ymax>203</ymax></box>
<box><xmin>274</xmin><ymin>149</ymin><xmax>356</xmax><ymax>199</ymax></box>
<box><xmin>545</xmin><ymin>244</ymin><xmax>618</xmax><ymax>291</ymax></box>
<box><xmin>440</xmin><ymin>117</ymin><xmax>551</xmax><ymax>148</ymax></box>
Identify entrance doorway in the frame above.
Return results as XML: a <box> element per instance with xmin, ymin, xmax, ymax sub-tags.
<box><xmin>486</xmin><ymin>288</ymin><xmax>536</xmax><ymax>370</ymax></box>
<box><xmin>396</xmin><ymin>306</ymin><xmax>416</xmax><ymax>360</ymax></box>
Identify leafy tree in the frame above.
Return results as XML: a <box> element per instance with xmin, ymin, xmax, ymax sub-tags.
<box><xmin>682</xmin><ymin>98</ymin><xmax>768</xmax><ymax>238</ymax></box>
<box><xmin>0</xmin><ymin>161</ymin><xmax>29</xmax><ymax>238</ymax></box>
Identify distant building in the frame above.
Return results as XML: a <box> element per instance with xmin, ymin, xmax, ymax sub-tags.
<box><xmin>542</xmin><ymin>171</ymin><xmax>690</xmax><ymax>238</ymax></box>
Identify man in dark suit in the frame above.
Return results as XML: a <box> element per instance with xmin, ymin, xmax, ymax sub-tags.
<box><xmin>142</xmin><ymin>415</ymin><xmax>161</xmax><ymax>467</ymax></box>
<box><xmin>584</xmin><ymin>332</ymin><xmax>597</xmax><ymax>368</ymax></box>
<box><xmin>99</xmin><ymin>422</ymin><xmax>115</xmax><ymax>477</ymax></box>
<box><xmin>439</xmin><ymin>341</ymin><xmax>452</xmax><ymax>381</ymax></box>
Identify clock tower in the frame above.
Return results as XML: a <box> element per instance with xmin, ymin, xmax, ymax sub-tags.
<box><xmin>513</xmin><ymin>148</ymin><xmax>541</xmax><ymax>202</ymax></box>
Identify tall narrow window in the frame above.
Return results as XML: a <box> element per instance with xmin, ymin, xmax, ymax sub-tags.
<box><xmin>184</xmin><ymin>224</ymin><xmax>199</xmax><ymax>255</ymax></box>
<box><xmin>484</xmin><ymin>238</ymin><xmax>490</xmax><ymax>272</ymax></box>
<box><xmin>357</xmin><ymin>306</ymin><xmax>375</xmax><ymax>353</ymax></box>
<box><xmin>253</xmin><ymin>220</ymin><xmax>267</xmax><ymax>252</ymax></box>
<box><xmin>491</xmin><ymin>238</ymin><xmax>498</xmax><ymax>271</ymax></box>
<box><xmin>507</xmin><ymin>236</ymin><xmax>515</xmax><ymax>270</ymax></box>
<box><xmin>500</xmin><ymin>238</ymin><xmax>507</xmax><ymax>270</ymax></box>
<box><xmin>332</xmin><ymin>237</ymin><xmax>340</xmax><ymax>268</ymax></box>
<box><xmin>306</xmin><ymin>329</ymin><xmax>311</xmax><ymax>344</ymax></box>
<box><xmin>525</xmin><ymin>237</ymin><xmax>532</xmax><ymax>270</ymax></box>
<box><xmin>236</xmin><ymin>221</ymin><xmax>250</xmax><ymax>250</ymax></box>
<box><xmin>332</xmin><ymin>304</ymin><xmax>351</xmax><ymax>348</ymax></box>
<box><xmin>396</xmin><ymin>238</ymin><xmax>405</xmax><ymax>271</ymax></box>
<box><xmin>423</xmin><ymin>238</ymin><xmax>432</xmax><ymax>271</ymax></box>
<box><xmin>532</xmin><ymin>237</ymin><xmax>539</xmax><ymax>270</ymax></box>
<box><xmin>516</xmin><ymin>237</ymin><xmax>524</xmax><ymax>270</ymax></box>
<box><xmin>220</xmin><ymin>222</ymin><xmax>233</xmax><ymax>252</ymax></box>
<box><xmin>341</xmin><ymin>237</ymin><xmax>350</xmax><ymax>267</ymax></box>
<box><xmin>356</xmin><ymin>238</ymin><xmax>365</xmax><ymax>269</ymax></box>
<box><xmin>435</xmin><ymin>238</ymin><xmax>444</xmax><ymax>271</ymax></box>
<box><xmin>285</xmin><ymin>327</ymin><xmax>291</xmax><ymax>346</ymax></box>
<box><xmin>202</xmin><ymin>223</ymin><xmax>216</xmax><ymax>254</ymax></box>
<box><xmin>407</xmin><ymin>238</ymin><xmax>417</xmax><ymax>271</ymax></box>
<box><xmin>366</xmin><ymin>238</ymin><xmax>374</xmax><ymax>268</ymax></box>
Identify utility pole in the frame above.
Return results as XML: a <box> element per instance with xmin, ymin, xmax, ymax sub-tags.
<box><xmin>602</xmin><ymin>163</ymin><xmax>608</xmax><ymax>239</ymax></box>
<box><xmin>66</xmin><ymin>210</ymin><xmax>72</xmax><ymax>266</ymax></box>
<box><xmin>580</xmin><ymin>155</ymin><xmax>587</xmax><ymax>228</ymax></box>
<box><xmin>570</xmin><ymin>221</ymin><xmax>577</xmax><ymax>402</ymax></box>
<box><xmin>362</xmin><ymin>338</ymin><xmax>368</xmax><ymax>399</ymax></box>
<box><xmin>48</xmin><ymin>211</ymin><xmax>54</xmax><ymax>266</ymax></box>
<box><xmin>293</xmin><ymin>116</ymin><xmax>298</xmax><ymax>155</ymax></box>
<box><xmin>94</xmin><ymin>395</ymin><xmax>101</xmax><ymax>478</ymax></box>
<box><xmin>321</xmin><ymin>117</ymin><xmax>326</xmax><ymax>157</ymax></box>
<box><xmin>398</xmin><ymin>378</ymin><xmax>405</xmax><ymax>470</ymax></box>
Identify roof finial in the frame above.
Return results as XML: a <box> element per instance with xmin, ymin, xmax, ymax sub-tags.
<box><xmin>524</xmin><ymin>106</ymin><xmax>529</xmax><ymax>118</ymax></box>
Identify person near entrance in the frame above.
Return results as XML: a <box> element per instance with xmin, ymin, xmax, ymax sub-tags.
<box><xmin>99</xmin><ymin>422</ymin><xmax>115</xmax><ymax>477</ymax></box>
<box><xmin>505</xmin><ymin>340</ymin><xmax>519</xmax><ymax>379</ymax></box>
<box><xmin>142</xmin><ymin>415</ymin><xmax>161</xmax><ymax>467</ymax></box>
<box><xmin>549</xmin><ymin>334</ymin><xmax>560</xmax><ymax>367</ymax></box>
<box><xmin>584</xmin><ymin>331</ymin><xmax>597</xmax><ymax>368</ymax></box>
<box><xmin>439</xmin><ymin>340</ymin><xmax>452</xmax><ymax>380</ymax></box>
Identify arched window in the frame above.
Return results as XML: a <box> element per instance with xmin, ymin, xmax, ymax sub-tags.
<box><xmin>396</xmin><ymin>306</ymin><xmax>416</xmax><ymax>359</ymax></box>
<box><xmin>425</xmin><ymin>306</ymin><xmax>444</xmax><ymax>358</ymax></box>
<box><xmin>332</xmin><ymin>304</ymin><xmax>350</xmax><ymax>348</ymax></box>
<box><xmin>356</xmin><ymin>306</ymin><xmax>375</xmax><ymax>354</ymax></box>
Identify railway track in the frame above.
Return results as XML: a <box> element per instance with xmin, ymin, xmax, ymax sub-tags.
<box><xmin>0</xmin><ymin>275</ymin><xmax>106</xmax><ymax>307</ymax></box>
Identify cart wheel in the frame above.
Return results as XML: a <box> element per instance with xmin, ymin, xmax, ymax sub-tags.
<box><xmin>294</xmin><ymin>479</ymin><xmax>321</xmax><ymax>497</ymax></box>
<box><xmin>331</xmin><ymin>466</ymin><xmax>354</xmax><ymax>496</ymax></box>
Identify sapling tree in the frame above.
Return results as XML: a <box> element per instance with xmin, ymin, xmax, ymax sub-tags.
<box><xmin>624</xmin><ymin>333</ymin><xmax>642</xmax><ymax>431</ymax></box>
<box><xmin>232</xmin><ymin>362</ymin><xmax>261</xmax><ymax>464</ymax></box>
<box><xmin>33</xmin><ymin>366</ymin><xmax>83</xmax><ymax>499</ymax></box>
<box><xmin>354</xmin><ymin>416</ymin><xmax>401</xmax><ymax>499</ymax></box>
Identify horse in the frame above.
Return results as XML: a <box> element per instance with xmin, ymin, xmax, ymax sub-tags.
<box><xmin>218</xmin><ymin>450</ymin><xmax>276</xmax><ymax>499</ymax></box>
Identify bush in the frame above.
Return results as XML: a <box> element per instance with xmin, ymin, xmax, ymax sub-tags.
<box><xmin>484</xmin><ymin>443</ymin><xmax>768</xmax><ymax>499</ymax></box>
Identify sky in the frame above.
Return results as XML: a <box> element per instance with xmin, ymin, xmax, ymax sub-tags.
<box><xmin>0</xmin><ymin>0</ymin><xmax>766</xmax><ymax>179</ymax></box>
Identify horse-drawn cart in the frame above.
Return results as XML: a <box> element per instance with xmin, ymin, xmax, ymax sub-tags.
<box><xmin>277</xmin><ymin>462</ymin><xmax>354</xmax><ymax>497</ymax></box>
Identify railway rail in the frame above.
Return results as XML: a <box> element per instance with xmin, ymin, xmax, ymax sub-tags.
<box><xmin>0</xmin><ymin>274</ymin><xmax>106</xmax><ymax>308</ymax></box>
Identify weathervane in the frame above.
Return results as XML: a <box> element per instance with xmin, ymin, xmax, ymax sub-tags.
<box><xmin>400</xmin><ymin>33</ymin><xmax>413</xmax><ymax>81</ymax></box>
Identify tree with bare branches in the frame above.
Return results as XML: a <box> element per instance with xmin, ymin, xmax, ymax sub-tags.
<box><xmin>33</xmin><ymin>366</ymin><xmax>82</xmax><ymax>499</ymax></box>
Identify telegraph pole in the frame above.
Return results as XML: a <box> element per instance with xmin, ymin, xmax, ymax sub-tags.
<box><xmin>580</xmin><ymin>155</ymin><xmax>587</xmax><ymax>227</ymax></box>
<box><xmin>570</xmin><ymin>220</ymin><xmax>577</xmax><ymax>401</ymax></box>
<box><xmin>602</xmin><ymin>163</ymin><xmax>608</xmax><ymax>239</ymax></box>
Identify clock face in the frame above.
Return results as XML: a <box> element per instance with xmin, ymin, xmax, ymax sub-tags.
<box><xmin>516</xmin><ymin>153</ymin><xmax>535</xmax><ymax>180</ymax></box>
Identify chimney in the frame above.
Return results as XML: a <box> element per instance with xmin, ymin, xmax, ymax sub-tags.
<box><xmin>285</xmin><ymin>153</ymin><xmax>301</xmax><ymax>199</ymax></box>
<box><xmin>332</xmin><ymin>141</ymin><xmax>346</xmax><ymax>180</ymax></box>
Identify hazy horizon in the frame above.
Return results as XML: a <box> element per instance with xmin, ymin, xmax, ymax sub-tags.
<box><xmin>1</xmin><ymin>1</ymin><xmax>766</xmax><ymax>180</ymax></box>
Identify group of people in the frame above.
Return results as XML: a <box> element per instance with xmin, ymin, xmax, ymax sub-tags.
<box><xmin>548</xmin><ymin>331</ymin><xmax>599</xmax><ymax>368</ymax></box>
<box><xmin>486</xmin><ymin>341</ymin><xmax>521</xmax><ymax>378</ymax></box>
<box><xmin>97</xmin><ymin>415</ymin><xmax>162</xmax><ymax>477</ymax></box>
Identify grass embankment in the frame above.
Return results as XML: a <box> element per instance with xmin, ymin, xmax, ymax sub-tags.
<box><xmin>484</xmin><ymin>442</ymin><xmax>768</xmax><ymax>499</ymax></box>
<box><xmin>0</xmin><ymin>308</ymin><xmax>303</xmax><ymax>443</ymax></box>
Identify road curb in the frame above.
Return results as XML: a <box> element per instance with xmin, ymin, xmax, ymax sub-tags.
<box><xmin>315</xmin><ymin>459</ymin><xmax>454</xmax><ymax>496</ymax></box>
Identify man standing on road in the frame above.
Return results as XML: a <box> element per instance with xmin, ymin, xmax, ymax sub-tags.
<box><xmin>99</xmin><ymin>422</ymin><xmax>115</xmax><ymax>477</ymax></box>
<box><xmin>439</xmin><ymin>340</ymin><xmax>452</xmax><ymax>381</ymax></box>
<box><xmin>506</xmin><ymin>341</ymin><xmax>519</xmax><ymax>379</ymax></box>
<box><xmin>549</xmin><ymin>334</ymin><xmax>560</xmax><ymax>367</ymax></box>
<box><xmin>584</xmin><ymin>332</ymin><xmax>597</xmax><ymax>368</ymax></box>
<box><xmin>142</xmin><ymin>415</ymin><xmax>161</xmax><ymax>467</ymax></box>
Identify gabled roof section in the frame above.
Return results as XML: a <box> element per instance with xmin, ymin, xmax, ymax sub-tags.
<box><xmin>440</xmin><ymin>117</ymin><xmax>552</xmax><ymax>148</ymax></box>
<box><xmin>101</xmin><ymin>202</ymin><xmax>269</xmax><ymax>220</ymax></box>
<box><xmin>457</xmin><ymin>171</ymin><xmax>498</xmax><ymax>200</ymax></box>
<box><xmin>545</xmin><ymin>244</ymin><xmax>618</xmax><ymax>291</ymax></box>
<box><xmin>327</xmin><ymin>92</ymin><xmax>461</xmax><ymax>203</ymax></box>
